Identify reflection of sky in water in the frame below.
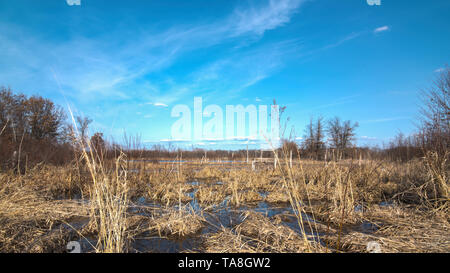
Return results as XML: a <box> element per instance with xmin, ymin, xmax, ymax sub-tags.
<box><xmin>103</xmin><ymin>180</ymin><xmax>328</xmax><ymax>252</ymax></box>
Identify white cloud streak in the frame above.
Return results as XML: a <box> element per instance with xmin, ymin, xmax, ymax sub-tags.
<box><xmin>66</xmin><ymin>0</ymin><xmax>81</xmax><ymax>6</ymax></box>
<box><xmin>374</xmin><ymin>26</ymin><xmax>389</xmax><ymax>33</ymax></box>
<box><xmin>231</xmin><ymin>0</ymin><xmax>304</xmax><ymax>37</ymax></box>
<box><xmin>0</xmin><ymin>0</ymin><xmax>305</xmax><ymax>106</ymax></box>
<box><xmin>362</xmin><ymin>117</ymin><xmax>410</xmax><ymax>124</ymax></box>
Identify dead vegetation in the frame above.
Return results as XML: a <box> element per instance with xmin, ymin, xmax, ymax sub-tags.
<box><xmin>0</xmin><ymin>156</ymin><xmax>448</xmax><ymax>253</ymax></box>
<box><xmin>0</xmin><ymin>176</ymin><xmax>90</xmax><ymax>253</ymax></box>
<box><xmin>150</xmin><ymin>208</ymin><xmax>205</xmax><ymax>238</ymax></box>
<box><xmin>320</xmin><ymin>204</ymin><xmax>449</xmax><ymax>253</ymax></box>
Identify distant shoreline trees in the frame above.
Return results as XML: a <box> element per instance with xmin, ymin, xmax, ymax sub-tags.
<box><xmin>0</xmin><ymin>87</ymin><xmax>72</xmax><ymax>170</ymax></box>
<box><xmin>0</xmin><ymin>88</ymin><xmax>66</xmax><ymax>141</ymax></box>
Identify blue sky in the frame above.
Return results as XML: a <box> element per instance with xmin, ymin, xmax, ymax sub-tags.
<box><xmin>0</xmin><ymin>0</ymin><xmax>449</xmax><ymax>149</ymax></box>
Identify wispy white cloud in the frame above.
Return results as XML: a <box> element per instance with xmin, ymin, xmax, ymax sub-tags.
<box><xmin>0</xmin><ymin>0</ymin><xmax>305</xmax><ymax>107</ymax></box>
<box><xmin>374</xmin><ymin>26</ymin><xmax>389</xmax><ymax>33</ymax></box>
<box><xmin>322</xmin><ymin>32</ymin><xmax>362</xmax><ymax>50</ymax></box>
<box><xmin>231</xmin><ymin>0</ymin><xmax>304</xmax><ymax>37</ymax></box>
<box><xmin>146</xmin><ymin>102</ymin><xmax>168</xmax><ymax>107</ymax></box>
<box><xmin>362</xmin><ymin>117</ymin><xmax>410</xmax><ymax>124</ymax></box>
<box><xmin>66</xmin><ymin>0</ymin><xmax>81</xmax><ymax>6</ymax></box>
<box><xmin>193</xmin><ymin>39</ymin><xmax>302</xmax><ymax>101</ymax></box>
<box><xmin>300</xmin><ymin>94</ymin><xmax>361</xmax><ymax>112</ymax></box>
<box><xmin>154</xmin><ymin>102</ymin><xmax>168</xmax><ymax>107</ymax></box>
<box><xmin>359</xmin><ymin>136</ymin><xmax>377</xmax><ymax>140</ymax></box>
<box><xmin>296</xmin><ymin>31</ymin><xmax>363</xmax><ymax>58</ymax></box>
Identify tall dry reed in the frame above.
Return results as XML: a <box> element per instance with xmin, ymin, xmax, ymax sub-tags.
<box><xmin>70</xmin><ymin>113</ymin><xmax>129</xmax><ymax>253</ymax></box>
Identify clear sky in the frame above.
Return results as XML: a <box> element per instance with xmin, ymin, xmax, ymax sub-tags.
<box><xmin>0</xmin><ymin>0</ymin><xmax>449</xmax><ymax>150</ymax></box>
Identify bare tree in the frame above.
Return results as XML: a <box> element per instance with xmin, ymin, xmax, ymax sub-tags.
<box><xmin>314</xmin><ymin>116</ymin><xmax>325</xmax><ymax>159</ymax></box>
<box><xmin>91</xmin><ymin>132</ymin><xmax>106</xmax><ymax>159</ymax></box>
<box><xmin>327</xmin><ymin>117</ymin><xmax>359</xmax><ymax>158</ymax></box>
<box><xmin>0</xmin><ymin>88</ymin><xmax>73</xmax><ymax>168</ymax></box>
<box><xmin>419</xmin><ymin>66</ymin><xmax>450</xmax><ymax>156</ymax></box>
<box><xmin>303</xmin><ymin>117</ymin><xmax>315</xmax><ymax>156</ymax></box>
<box><xmin>327</xmin><ymin>117</ymin><xmax>341</xmax><ymax>149</ymax></box>
<box><xmin>0</xmin><ymin>87</ymin><xmax>27</xmax><ymax>141</ymax></box>
<box><xmin>25</xmin><ymin>96</ymin><xmax>66</xmax><ymax>140</ymax></box>
<box><xmin>76</xmin><ymin>116</ymin><xmax>92</xmax><ymax>148</ymax></box>
<box><xmin>417</xmin><ymin>67</ymin><xmax>449</xmax><ymax>201</ymax></box>
<box><xmin>302</xmin><ymin>116</ymin><xmax>325</xmax><ymax>159</ymax></box>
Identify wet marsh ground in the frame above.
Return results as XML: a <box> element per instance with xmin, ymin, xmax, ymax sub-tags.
<box><xmin>0</xmin><ymin>158</ymin><xmax>448</xmax><ymax>253</ymax></box>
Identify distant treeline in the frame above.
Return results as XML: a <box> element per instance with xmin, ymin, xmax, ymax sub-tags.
<box><xmin>0</xmin><ymin>87</ymin><xmax>72</xmax><ymax>169</ymax></box>
<box><xmin>0</xmin><ymin>68</ymin><xmax>448</xmax><ymax>170</ymax></box>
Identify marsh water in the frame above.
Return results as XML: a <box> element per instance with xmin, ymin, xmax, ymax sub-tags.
<box><xmin>65</xmin><ymin>178</ymin><xmax>385</xmax><ymax>253</ymax></box>
<box><xmin>65</xmin><ymin>179</ymin><xmax>316</xmax><ymax>253</ymax></box>
<box><xmin>127</xmin><ymin>185</ymin><xmax>302</xmax><ymax>253</ymax></box>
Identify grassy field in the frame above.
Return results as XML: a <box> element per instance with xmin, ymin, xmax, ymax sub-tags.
<box><xmin>0</xmin><ymin>151</ymin><xmax>448</xmax><ymax>253</ymax></box>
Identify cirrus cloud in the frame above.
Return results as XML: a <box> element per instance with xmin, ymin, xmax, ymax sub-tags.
<box><xmin>374</xmin><ymin>26</ymin><xmax>389</xmax><ymax>33</ymax></box>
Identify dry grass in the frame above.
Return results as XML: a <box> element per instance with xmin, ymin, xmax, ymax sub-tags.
<box><xmin>202</xmin><ymin>211</ymin><xmax>324</xmax><ymax>253</ymax></box>
<box><xmin>195</xmin><ymin>185</ymin><xmax>227</xmax><ymax>205</ymax></box>
<box><xmin>237</xmin><ymin>211</ymin><xmax>324</xmax><ymax>252</ymax></box>
<box><xmin>150</xmin><ymin>207</ymin><xmax>205</xmax><ymax>238</ymax></box>
<box><xmin>0</xmin><ymin>152</ymin><xmax>448</xmax><ymax>253</ymax></box>
<box><xmin>202</xmin><ymin>227</ymin><xmax>259</xmax><ymax>253</ymax></box>
<box><xmin>0</xmin><ymin>175</ymin><xmax>90</xmax><ymax>252</ymax></box>
<box><xmin>82</xmin><ymin>152</ymin><xmax>129</xmax><ymax>253</ymax></box>
<box><xmin>320</xmin><ymin>204</ymin><xmax>450</xmax><ymax>253</ymax></box>
<box><xmin>265</xmin><ymin>189</ymin><xmax>290</xmax><ymax>203</ymax></box>
<box><xmin>125</xmin><ymin>207</ymin><xmax>205</xmax><ymax>239</ymax></box>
